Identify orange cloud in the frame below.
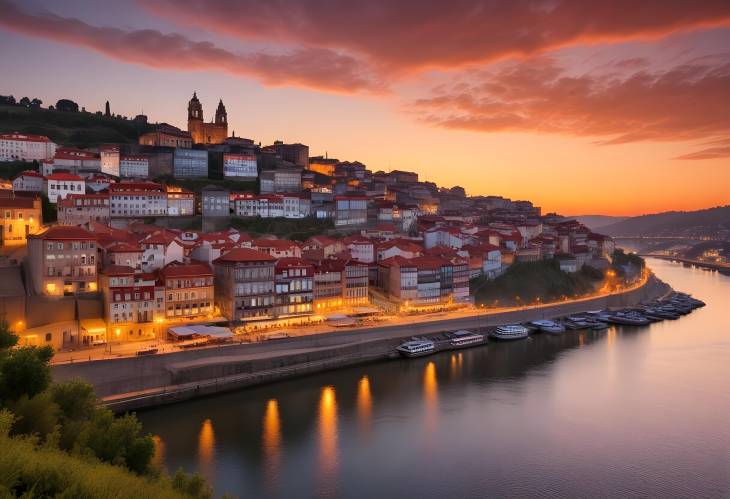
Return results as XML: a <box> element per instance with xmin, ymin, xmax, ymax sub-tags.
<box><xmin>0</xmin><ymin>1</ymin><xmax>383</xmax><ymax>94</ymax></box>
<box><xmin>141</xmin><ymin>0</ymin><xmax>730</xmax><ymax>72</ymax></box>
<box><xmin>413</xmin><ymin>57</ymin><xmax>730</xmax><ymax>158</ymax></box>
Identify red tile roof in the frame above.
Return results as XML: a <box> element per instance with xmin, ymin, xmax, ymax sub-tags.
<box><xmin>33</xmin><ymin>225</ymin><xmax>96</xmax><ymax>241</ymax></box>
<box><xmin>101</xmin><ymin>265</ymin><xmax>135</xmax><ymax>276</ymax></box>
<box><xmin>275</xmin><ymin>257</ymin><xmax>313</xmax><ymax>271</ymax></box>
<box><xmin>160</xmin><ymin>261</ymin><xmax>212</xmax><ymax>277</ymax></box>
<box><xmin>12</xmin><ymin>170</ymin><xmax>44</xmax><ymax>180</ymax></box>
<box><xmin>46</xmin><ymin>173</ymin><xmax>83</xmax><ymax>181</ymax></box>
<box><xmin>214</xmin><ymin>248</ymin><xmax>276</xmax><ymax>263</ymax></box>
<box><xmin>0</xmin><ymin>132</ymin><xmax>52</xmax><ymax>143</ymax></box>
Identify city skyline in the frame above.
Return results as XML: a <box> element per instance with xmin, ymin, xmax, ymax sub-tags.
<box><xmin>1</xmin><ymin>0</ymin><xmax>730</xmax><ymax>215</ymax></box>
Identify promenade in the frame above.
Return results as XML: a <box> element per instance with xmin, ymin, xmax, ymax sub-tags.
<box><xmin>51</xmin><ymin>272</ymin><xmax>669</xmax><ymax>412</ymax></box>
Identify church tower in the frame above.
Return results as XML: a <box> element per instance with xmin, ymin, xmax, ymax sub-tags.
<box><xmin>215</xmin><ymin>99</ymin><xmax>227</xmax><ymax>125</ymax></box>
<box><xmin>188</xmin><ymin>92</ymin><xmax>203</xmax><ymax>121</ymax></box>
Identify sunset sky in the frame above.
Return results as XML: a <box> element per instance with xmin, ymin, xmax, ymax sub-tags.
<box><xmin>1</xmin><ymin>0</ymin><xmax>729</xmax><ymax>216</ymax></box>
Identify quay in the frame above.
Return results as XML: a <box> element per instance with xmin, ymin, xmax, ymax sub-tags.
<box><xmin>639</xmin><ymin>254</ymin><xmax>730</xmax><ymax>274</ymax></box>
<box><xmin>52</xmin><ymin>274</ymin><xmax>670</xmax><ymax>413</ymax></box>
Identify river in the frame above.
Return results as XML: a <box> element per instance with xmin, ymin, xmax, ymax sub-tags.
<box><xmin>138</xmin><ymin>259</ymin><xmax>730</xmax><ymax>498</ymax></box>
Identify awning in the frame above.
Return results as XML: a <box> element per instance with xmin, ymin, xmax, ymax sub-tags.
<box><xmin>80</xmin><ymin>319</ymin><xmax>107</xmax><ymax>334</ymax></box>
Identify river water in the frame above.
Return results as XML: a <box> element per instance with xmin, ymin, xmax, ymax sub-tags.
<box><xmin>139</xmin><ymin>259</ymin><xmax>730</xmax><ymax>498</ymax></box>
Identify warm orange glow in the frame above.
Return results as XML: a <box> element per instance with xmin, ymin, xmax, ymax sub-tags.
<box><xmin>317</xmin><ymin>386</ymin><xmax>338</xmax><ymax>499</ymax></box>
<box><xmin>151</xmin><ymin>435</ymin><xmax>165</xmax><ymax>469</ymax></box>
<box><xmin>357</xmin><ymin>376</ymin><xmax>372</xmax><ymax>438</ymax></box>
<box><xmin>197</xmin><ymin>418</ymin><xmax>215</xmax><ymax>482</ymax></box>
<box><xmin>423</xmin><ymin>361</ymin><xmax>438</xmax><ymax>433</ymax></box>
<box><xmin>262</xmin><ymin>398</ymin><xmax>281</xmax><ymax>493</ymax></box>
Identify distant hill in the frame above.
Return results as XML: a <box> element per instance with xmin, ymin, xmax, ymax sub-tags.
<box><xmin>570</xmin><ymin>215</ymin><xmax>628</xmax><ymax>231</ymax></box>
<box><xmin>0</xmin><ymin>104</ymin><xmax>153</xmax><ymax>148</ymax></box>
<box><xmin>599</xmin><ymin>205</ymin><xmax>730</xmax><ymax>237</ymax></box>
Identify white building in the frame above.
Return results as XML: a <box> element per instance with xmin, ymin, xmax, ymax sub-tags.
<box><xmin>100</xmin><ymin>146</ymin><xmax>120</xmax><ymax>177</ymax></box>
<box><xmin>12</xmin><ymin>170</ymin><xmax>44</xmax><ymax>193</ymax></box>
<box><xmin>344</xmin><ymin>235</ymin><xmax>375</xmax><ymax>263</ymax></box>
<box><xmin>223</xmin><ymin>153</ymin><xmax>257</xmax><ymax>179</ymax></box>
<box><xmin>120</xmin><ymin>155</ymin><xmax>149</xmax><ymax>178</ymax></box>
<box><xmin>109</xmin><ymin>182</ymin><xmax>167</xmax><ymax>217</ymax></box>
<box><xmin>0</xmin><ymin>133</ymin><xmax>56</xmax><ymax>162</ymax></box>
<box><xmin>423</xmin><ymin>226</ymin><xmax>465</xmax><ymax>249</ymax></box>
<box><xmin>232</xmin><ymin>193</ymin><xmax>310</xmax><ymax>219</ymax></box>
<box><xmin>44</xmin><ymin>172</ymin><xmax>85</xmax><ymax>203</ymax></box>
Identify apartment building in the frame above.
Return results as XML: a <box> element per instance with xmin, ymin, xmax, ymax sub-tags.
<box><xmin>11</xmin><ymin>170</ymin><xmax>44</xmax><ymax>193</ymax></box>
<box><xmin>120</xmin><ymin>154</ymin><xmax>150</xmax><ymax>178</ymax></box>
<box><xmin>274</xmin><ymin>257</ymin><xmax>314</xmax><ymax>318</ymax></box>
<box><xmin>45</xmin><ymin>172</ymin><xmax>85</xmax><ymax>203</ymax></box>
<box><xmin>109</xmin><ymin>182</ymin><xmax>167</xmax><ymax>217</ymax></box>
<box><xmin>0</xmin><ymin>195</ymin><xmax>42</xmax><ymax>247</ymax></box>
<box><xmin>57</xmin><ymin>193</ymin><xmax>110</xmax><ymax>226</ymax></box>
<box><xmin>0</xmin><ymin>133</ymin><xmax>56</xmax><ymax>162</ymax></box>
<box><xmin>160</xmin><ymin>262</ymin><xmax>214</xmax><ymax>321</ymax></box>
<box><xmin>26</xmin><ymin>226</ymin><xmax>98</xmax><ymax>296</ymax></box>
<box><xmin>213</xmin><ymin>248</ymin><xmax>276</xmax><ymax>322</ymax></box>
<box><xmin>173</xmin><ymin>148</ymin><xmax>208</xmax><ymax>178</ymax></box>
<box><xmin>223</xmin><ymin>153</ymin><xmax>257</xmax><ymax>180</ymax></box>
<box><xmin>99</xmin><ymin>266</ymin><xmax>163</xmax><ymax>342</ymax></box>
<box><xmin>166</xmin><ymin>186</ymin><xmax>195</xmax><ymax>216</ymax></box>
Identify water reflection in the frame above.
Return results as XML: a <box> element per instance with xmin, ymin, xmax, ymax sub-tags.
<box><xmin>151</xmin><ymin>435</ymin><xmax>165</xmax><ymax>469</ymax></box>
<box><xmin>423</xmin><ymin>361</ymin><xmax>438</xmax><ymax>433</ymax></box>
<box><xmin>317</xmin><ymin>386</ymin><xmax>338</xmax><ymax>498</ymax></box>
<box><xmin>357</xmin><ymin>376</ymin><xmax>372</xmax><ymax>439</ymax></box>
<box><xmin>197</xmin><ymin>418</ymin><xmax>215</xmax><ymax>482</ymax></box>
<box><xmin>261</xmin><ymin>399</ymin><xmax>281</xmax><ymax>494</ymax></box>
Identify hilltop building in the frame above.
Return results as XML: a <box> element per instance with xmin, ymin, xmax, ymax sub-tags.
<box><xmin>187</xmin><ymin>92</ymin><xmax>228</xmax><ymax>145</ymax></box>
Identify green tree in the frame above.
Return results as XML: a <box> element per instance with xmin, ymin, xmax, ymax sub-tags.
<box><xmin>0</xmin><ymin>345</ymin><xmax>53</xmax><ymax>402</ymax></box>
<box><xmin>6</xmin><ymin>391</ymin><xmax>59</xmax><ymax>438</ymax></box>
<box><xmin>75</xmin><ymin>408</ymin><xmax>155</xmax><ymax>474</ymax></box>
<box><xmin>41</xmin><ymin>194</ymin><xmax>57</xmax><ymax>223</ymax></box>
<box><xmin>172</xmin><ymin>469</ymin><xmax>212</xmax><ymax>499</ymax></box>
<box><xmin>0</xmin><ymin>322</ymin><xmax>18</xmax><ymax>350</ymax></box>
<box><xmin>50</xmin><ymin>379</ymin><xmax>97</xmax><ymax>450</ymax></box>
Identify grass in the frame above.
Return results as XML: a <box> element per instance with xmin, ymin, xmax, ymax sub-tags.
<box><xmin>471</xmin><ymin>259</ymin><xmax>604</xmax><ymax>306</ymax></box>
<box><xmin>0</xmin><ymin>105</ymin><xmax>153</xmax><ymax>148</ymax></box>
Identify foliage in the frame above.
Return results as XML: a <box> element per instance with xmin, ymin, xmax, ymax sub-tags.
<box><xmin>0</xmin><ymin>161</ymin><xmax>36</xmax><ymax>181</ymax></box>
<box><xmin>0</xmin><ymin>421</ymin><xmax>207</xmax><ymax>498</ymax></box>
<box><xmin>230</xmin><ymin>216</ymin><xmax>335</xmax><ymax>241</ymax></box>
<box><xmin>0</xmin><ymin>104</ymin><xmax>153</xmax><ymax>148</ymax></box>
<box><xmin>6</xmin><ymin>392</ymin><xmax>59</xmax><ymax>439</ymax></box>
<box><xmin>172</xmin><ymin>469</ymin><xmax>213</xmax><ymax>499</ymax></box>
<box><xmin>55</xmin><ymin>99</ymin><xmax>79</xmax><ymax>113</ymax></box>
<box><xmin>0</xmin><ymin>345</ymin><xmax>53</xmax><ymax>401</ymax></box>
<box><xmin>155</xmin><ymin>175</ymin><xmax>258</xmax><ymax>194</ymax></box>
<box><xmin>74</xmin><ymin>408</ymin><xmax>155</xmax><ymax>475</ymax></box>
<box><xmin>611</xmin><ymin>249</ymin><xmax>645</xmax><ymax>269</ymax></box>
<box><xmin>41</xmin><ymin>194</ymin><xmax>57</xmax><ymax>223</ymax></box>
<box><xmin>471</xmin><ymin>259</ymin><xmax>604</xmax><ymax>306</ymax></box>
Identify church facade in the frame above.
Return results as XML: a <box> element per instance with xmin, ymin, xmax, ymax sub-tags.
<box><xmin>187</xmin><ymin>92</ymin><xmax>228</xmax><ymax>145</ymax></box>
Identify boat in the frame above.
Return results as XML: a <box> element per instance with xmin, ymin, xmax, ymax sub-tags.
<box><xmin>606</xmin><ymin>312</ymin><xmax>650</xmax><ymax>326</ymax></box>
<box><xmin>490</xmin><ymin>324</ymin><xmax>530</xmax><ymax>341</ymax></box>
<box><xmin>396</xmin><ymin>339</ymin><xmax>435</xmax><ymax>357</ymax></box>
<box><xmin>528</xmin><ymin>319</ymin><xmax>565</xmax><ymax>335</ymax></box>
<box><xmin>447</xmin><ymin>330</ymin><xmax>485</xmax><ymax>349</ymax></box>
<box><xmin>564</xmin><ymin>316</ymin><xmax>593</xmax><ymax>330</ymax></box>
<box><xmin>588</xmin><ymin>321</ymin><xmax>609</xmax><ymax>331</ymax></box>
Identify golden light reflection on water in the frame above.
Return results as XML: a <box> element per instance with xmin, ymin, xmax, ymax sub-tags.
<box><xmin>357</xmin><ymin>376</ymin><xmax>372</xmax><ymax>438</ymax></box>
<box><xmin>261</xmin><ymin>398</ymin><xmax>281</xmax><ymax>493</ymax></box>
<box><xmin>198</xmin><ymin>418</ymin><xmax>215</xmax><ymax>482</ymax></box>
<box><xmin>449</xmin><ymin>353</ymin><xmax>464</xmax><ymax>380</ymax></box>
<box><xmin>423</xmin><ymin>361</ymin><xmax>438</xmax><ymax>433</ymax></box>
<box><xmin>151</xmin><ymin>435</ymin><xmax>165</xmax><ymax>469</ymax></box>
<box><xmin>317</xmin><ymin>386</ymin><xmax>339</xmax><ymax>498</ymax></box>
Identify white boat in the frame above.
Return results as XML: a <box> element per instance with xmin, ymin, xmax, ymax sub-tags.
<box><xmin>448</xmin><ymin>330</ymin><xmax>485</xmax><ymax>348</ymax></box>
<box><xmin>396</xmin><ymin>339</ymin><xmax>435</xmax><ymax>357</ymax></box>
<box><xmin>490</xmin><ymin>324</ymin><xmax>529</xmax><ymax>341</ymax></box>
<box><xmin>528</xmin><ymin>319</ymin><xmax>566</xmax><ymax>335</ymax></box>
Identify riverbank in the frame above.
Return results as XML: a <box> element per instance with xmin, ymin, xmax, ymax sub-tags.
<box><xmin>52</xmin><ymin>273</ymin><xmax>670</xmax><ymax>412</ymax></box>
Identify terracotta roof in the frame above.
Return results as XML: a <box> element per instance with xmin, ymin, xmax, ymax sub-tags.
<box><xmin>275</xmin><ymin>257</ymin><xmax>313</xmax><ymax>270</ymax></box>
<box><xmin>0</xmin><ymin>132</ymin><xmax>52</xmax><ymax>143</ymax></box>
<box><xmin>0</xmin><ymin>196</ymin><xmax>38</xmax><ymax>209</ymax></box>
<box><xmin>254</xmin><ymin>239</ymin><xmax>300</xmax><ymax>250</ymax></box>
<box><xmin>410</xmin><ymin>255</ymin><xmax>449</xmax><ymax>270</ymax></box>
<box><xmin>46</xmin><ymin>173</ymin><xmax>83</xmax><ymax>181</ymax></box>
<box><xmin>378</xmin><ymin>255</ymin><xmax>416</xmax><ymax>268</ymax></box>
<box><xmin>12</xmin><ymin>170</ymin><xmax>44</xmax><ymax>180</ymax></box>
<box><xmin>107</xmin><ymin>241</ymin><xmax>142</xmax><ymax>253</ymax></box>
<box><xmin>33</xmin><ymin>225</ymin><xmax>96</xmax><ymax>241</ymax></box>
<box><xmin>214</xmin><ymin>248</ymin><xmax>276</xmax><ymax>263</ymax></box>
<box><xmin>101</xmin><ymin>265</ymin><xmax>135</xmax><ymax>275</ymax></box>
<box><xmin>160</xmin><ymin>261</ymin><xmax>212</xmax><ymax>277</ymax></box>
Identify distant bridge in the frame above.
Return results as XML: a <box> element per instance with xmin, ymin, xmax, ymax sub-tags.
<box><xmin>641</xmin><ymin>254</ymin><xmax>730</xmax><ymax>273</ymax></box>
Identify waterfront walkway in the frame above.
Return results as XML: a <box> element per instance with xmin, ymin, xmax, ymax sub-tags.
<box><xmin>50</xmin><ymin>272</ymin><xmax>669</xmax><ymax>411</ymax></box>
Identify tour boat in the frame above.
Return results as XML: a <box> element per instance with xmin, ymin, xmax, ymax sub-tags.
<box><xmin>490</xmin><ymin>324</ymin><xmax>530</xmax><ymax>341</ymax></box>
<box><xmin>447</xmin><ymin>330</ymin><xmax>486</xmax><ymax>349</ymax></box>
<box><xmin>397</xmin><ymin>339</ymin><xmax>435</xmax><ymax>357</ymax></box>
<box><xmin>528</xmin><ymin>319</ymin><xmax>565</xmax><ymax>335</ymax></box>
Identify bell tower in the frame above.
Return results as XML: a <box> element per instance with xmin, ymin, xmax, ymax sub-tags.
<box><xmin>188</xmin><ymin>92</ymin><xmax>203</xmax><ymax>121</ymax></box>
<box><xmin>215</xmin><ymin>99</ymin><xmax>227</xmax><ymax>125</ymax></box>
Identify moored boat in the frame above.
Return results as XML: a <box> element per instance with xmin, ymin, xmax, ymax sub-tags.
<box><xmin>528</xmin><ymin>319</ymin><xmax>565</xmax><ymax>335</ymax></box>
<box><xmin>397</xmin><ymin>339</ymin><xmax>435</xmax><ymax>357</ymax></box>
<box><xmin>447</xmin><ymin>330</ymin><xmax>486</xmax><ymax>349</ymax></box>
<box><xmin>490</xmin><ymin>324</ymin><xmax>530</xmax><ymax>341</ymax></box>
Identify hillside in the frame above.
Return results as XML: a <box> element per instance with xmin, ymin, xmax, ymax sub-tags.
<box><xmin>570</xmin><ymin>215</ymin><xmax>628</xmax><ymax>231</ymax></box>
<box><xmin>0</xmin><ymin>104</ymin><xmax>153</xmax><ymax>147</ymax></box>
<box><xmin>599</xmin><ymin>205</ymin><xmax>730</xmax><ymax>237</ymax></box>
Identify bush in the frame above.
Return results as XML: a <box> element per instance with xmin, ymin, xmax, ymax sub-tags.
<box><xmin>0</xmin><ymin>345</ymin><xmax>53</xmax><ymax>401</ymax></box>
